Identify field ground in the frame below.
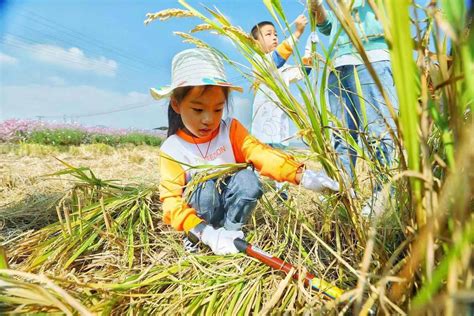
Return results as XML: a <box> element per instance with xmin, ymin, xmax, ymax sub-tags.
<box><xmin>0</xmin><ymin>144</ymin><xmax>468</xmax><ymax>313</ymax></box>
<box><xmin>1</xmin><ymin>143</ymin><xmax>336</xmax><ymax>242</ymax></box>
<box><xmin>1</xmin><ymin>143</ymin><xmax>356</xmax><ymax>313</ymax></box>
<box><xmin>0</xmin><ymin>144</ymin><xmax>161</xmax><ymax>241</ymax></box>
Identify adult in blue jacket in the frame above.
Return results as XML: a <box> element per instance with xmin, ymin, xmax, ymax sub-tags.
<box><xmin>311</xmin><ymin>0</ymin><xmax>399</xmax><ymax>216</ymax></box>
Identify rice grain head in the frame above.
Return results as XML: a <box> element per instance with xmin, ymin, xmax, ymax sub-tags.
<box><xmin>144</xmin><ymin>9</ymin><xmax>194</xmax><ymax>25</ymax></box>
<box><xmin>173</xmin><ymin>32</ymin><xmax>210</xmax><ymax>48</ymax></box>
<box><xmin>191</xmin><ymin>23</ymin><xmax>213</xmax><ymax>33</ymax></box>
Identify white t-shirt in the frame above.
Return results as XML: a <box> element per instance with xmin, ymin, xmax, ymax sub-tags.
<box><xmin>160</xmin><ymin>118</ymin><xmax>236</xmax><ymax>182</ymax></box>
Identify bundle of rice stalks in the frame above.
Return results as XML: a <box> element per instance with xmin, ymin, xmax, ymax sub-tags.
<box><xmin>8</xmin><ymin>159</ymin><xmax>159</xmax><ymax>272</ymax></box>
<box><xmin>0</xmin><ymin>269</ymin><xmax>91</xmax><ymax>315</ymax></box>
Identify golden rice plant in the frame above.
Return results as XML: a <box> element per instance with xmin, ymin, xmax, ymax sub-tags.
<box><xmin>144</xmin><ymin>8</ymin><xmax>194</xmax><ymax>24</ymax></box>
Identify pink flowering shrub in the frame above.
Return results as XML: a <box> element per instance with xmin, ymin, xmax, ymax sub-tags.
<box><xmin>0</xmin><ymin>119</ymin><xmax>165</xmax><ymax>146</ymax></box>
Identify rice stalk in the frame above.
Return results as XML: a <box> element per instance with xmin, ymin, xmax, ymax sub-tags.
<box><xmin>190</xmin><ymin>23</ymin><xmax>213</xmax><ymax>33</ymax></box>
<box><xmin>0</xmin><ymin>247</ymin><xmax>8</xmax><ymax>269</ymax></box>
<box><xmin>0</xmin><ymin>269</ymin><xmax>92</xmax><ymax>315</ymax></box>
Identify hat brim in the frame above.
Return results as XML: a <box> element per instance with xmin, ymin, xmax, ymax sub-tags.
<box><xmin>150</xmin><ymin>87</ymin><xmax>173</xmax><ymax>100</ymax></box>
<box><xmin>150</xmin><ymin>84</ymin><xmax>243</xmax><ymax>101</ymax></box>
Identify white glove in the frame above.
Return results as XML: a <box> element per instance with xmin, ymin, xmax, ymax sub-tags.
<box><xmin>301</xmin><ymin>169</ymin><xmax>339</xmax><ymax>193</ymax></box>
<box><xmin>306</xmin><ymin>32</ymin><xmax>319</xmax><ymax>46</ymax></box>
<box><xmin>201</xmin><ymin>226</ymin><xmax>244</xmax><ymax>255</ymax></box>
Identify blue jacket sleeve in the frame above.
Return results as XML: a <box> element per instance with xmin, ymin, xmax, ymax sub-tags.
<box><xmin>272</xmin><ymin>50</ymin><xmax>288</xmax><ymax>68</ymax></box>
<box><xmin>317</xmin><ymin>11</ymin><xmax>333</xmax><ymax>36</ymax></box>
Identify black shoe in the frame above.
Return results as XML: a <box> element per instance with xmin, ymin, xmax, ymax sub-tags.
<box><xmin>182</xmin><ymin>236</ymin><xmax>199</xmax><ymax>253</ymax></box>
<box><xmin>278</xmin><ymin>190</ymin><xmax>289</xmax><ymax>201</ymax></box>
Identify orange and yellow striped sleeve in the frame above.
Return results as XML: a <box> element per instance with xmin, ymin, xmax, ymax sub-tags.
<box><xmin>271</xmin><ymin>39</ymin><xmax>312</xmax><ymax>72</ymax></box>
<box><xmin>274</xmin><ymin>39</ymin><xmax>294</xmax><ymax>62</ymax></box>
<box><xmin>230</xmin><ymin>119</ymin><xmax>303</xmax><ymax>184</ymax></box>
<box><xmin>159</xmin><ymin>152</ymin><xmax>203</xmax><ymax>232</ymax></box>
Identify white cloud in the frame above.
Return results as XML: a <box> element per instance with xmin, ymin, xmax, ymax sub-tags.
<box><xmin>34</xmin><ymin>45</ymin><xmax>117</xmax><ymax>77</ymax></box>
<box><xmin>3</xmin><ymin>35</ymin><xmax>117</xmax><ymax>77</ymax></box>
<box><xmin>0</xmin><ymin>52</ymin><xmax>18</xmax><ymax>65</ymax></box>
<box><xmin>47</xmin><ymin>76</ymin><xmax>66</xmax><ymax>86</ymax></box>
<box><xmin>1</xmin><ymin>84</ymin><xmax>168</xmax><ymax>129</ymax></box>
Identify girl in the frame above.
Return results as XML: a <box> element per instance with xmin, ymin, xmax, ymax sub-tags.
<box><xmin>151</xmin><ymin>48</ymin><xmax>339</xmax><ymax>255</ymax></box>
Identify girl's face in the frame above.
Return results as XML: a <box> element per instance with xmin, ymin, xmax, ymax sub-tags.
<box><xmin>171</xmin><ymin>86</ymin><xmax>226</xmax><ymax>138</ymax></box>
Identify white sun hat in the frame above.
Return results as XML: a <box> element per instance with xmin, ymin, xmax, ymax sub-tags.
<box><xmin>150</xmin><ymin>48</ymin><xmax>243</xmax><ymax>100</ymax></box>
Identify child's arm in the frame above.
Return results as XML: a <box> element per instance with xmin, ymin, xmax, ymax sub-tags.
<box><xmin>310</xmin><ymin>0</ymin><xmax>328</xmax><ymax>25</ymax></box>
<box><xmin>270</xmin><ymin>41</ymin><xmax>295</xmax><ymax>68</ymax></box>
<box><xmin>159</xmin><ymin>152</ymin><xmax>203</xmax><ymax>232</ymax></box>
<box><xmin>277</xmin><ymin>31</ymin><xmax>318</xmax><ymax>82</ymax></box>
<box><xmin>230</xmin><ymin>119</ymin><xmax>339</xmax><ymax>192</ymax></box>
<box><xmin>310</xmin><ymin>0</ymin><xmax>332</xmax><ymax>36</ymax></box>
<box><xmin>269</xmin><ymin>15</ymin><xmax>309</xmax><ymax>68</ymax></box>
<box><xmin>230</xmin><ymin>119</ymin><xmax>303</xmax><ymax>184</ymax></box>
<box><xmin>292</xmin><ymin>14</ymin><xmax>308</xmax><ymax>41</ymax></box>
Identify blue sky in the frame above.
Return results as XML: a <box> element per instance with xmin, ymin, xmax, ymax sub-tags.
<box><xmin>0</xmin><ymin>0</ymin><xmax>314</xmax><ymax>129</ymax></box>
<box><xmin>1</xmin><ymin>1</ymin><xmax>463</xmax><ymax>130</ymax></box>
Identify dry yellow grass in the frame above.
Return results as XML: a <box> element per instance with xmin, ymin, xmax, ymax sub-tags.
<box><xmin>1</xmin><ymin>143</ymin><xmax>358</xmax><ymax>314</ymax></box>
<box><xmin>0</xmin><ymin>143</ymin><xmax>374</xmax><ymax>241</ymax></box>
<box><xmin>0</xmin><ymin>144</ymin><xmax>161</xmax><ymax>240</ymax></box>
<box><xmin>2</xmin><ymin>142</ymin><xmax>460</xmax><ymax>314</ymax></box>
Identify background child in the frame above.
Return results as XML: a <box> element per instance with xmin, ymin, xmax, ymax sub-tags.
<box><xmin>250</xmin><ymin>15</ymin><xmax>314</xmax><ymax>148</ymax></box>
<box><xmin>151</xmin><ymin>48</ymin><xmax>339</xmax><ymax>255</ymax></box>
<box><xmin>250</xmin><ymin>16</ymin><xmax>318</xmax><ymax>199</ymax></box>
<box><xmin>310</xmin><ymin>0</ymin><xmax>399</xmax><ymax>216</ymax></box>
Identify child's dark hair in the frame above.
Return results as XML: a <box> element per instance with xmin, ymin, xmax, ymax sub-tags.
<box><xmin>167</xmin><ymin>85</ymin><xmax>230</xmax><ymax>137</ymax></box>
<box><xmin>250</xmin><ymin>21</ymin><xmax>275</xmax><ymax>40</ymax></box>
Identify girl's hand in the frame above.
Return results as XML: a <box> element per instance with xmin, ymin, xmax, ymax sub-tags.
<box><xmin>300</xmin><ymin>169</ymin><xmax>339</xmax><ymax>193</ymax></box>
<box><xmin>201</xmin><ymin>226</ymin><xmax>244</xmax><ymax>255</ymax></box>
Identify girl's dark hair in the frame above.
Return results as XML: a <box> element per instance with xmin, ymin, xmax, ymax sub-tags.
<box><xmin>167</xmin><ymin>85</ymin><xmax>230</xmax><ymax>137</ymax></box>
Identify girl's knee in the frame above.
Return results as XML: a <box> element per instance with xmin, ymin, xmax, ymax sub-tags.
<box><xmin>189</xmin><ymin>180</ymin><xmax>220</xmax><ymax>210</ymax></box>
<box><xmin>233</xmin><ymin>169</ymin><xmax>263</xmax><ymax>199</ymax></box>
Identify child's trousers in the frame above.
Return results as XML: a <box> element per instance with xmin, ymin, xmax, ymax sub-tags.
<box><xmin>327</xmin><ymin>60</ymin><xmax>399</xmax><ymax>185</ymax></box>
<box><xmin>188</xmin><ymin>169</ymin><xmax>263</xmax><ymax>230</ymax></box>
